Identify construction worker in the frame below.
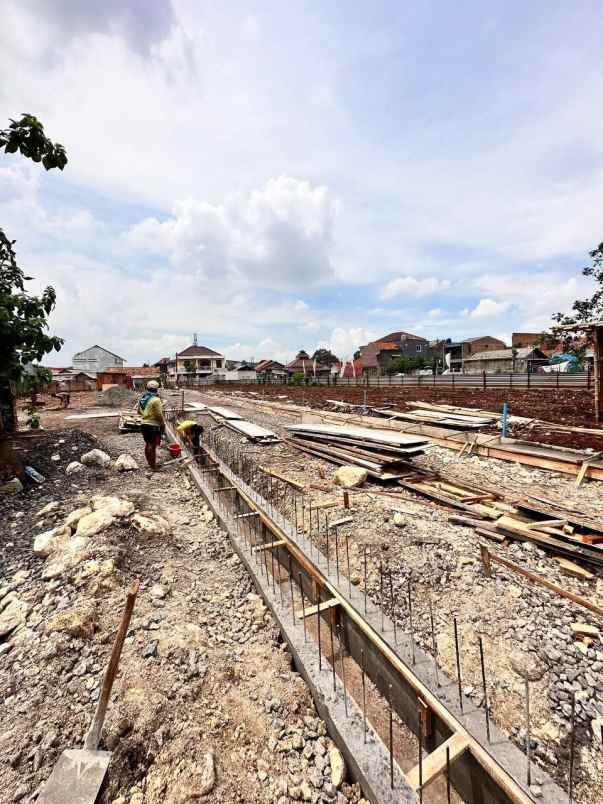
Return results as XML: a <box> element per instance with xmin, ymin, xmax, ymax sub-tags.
<box><xmin>176</xmin><ymin>419</ymin><xmax>204</xmax><ymax>458</ymax></box>
<box><xmin>138</xmin><ymin>380</ymin><xmax>165</xmax><ymax>471</ymax></box>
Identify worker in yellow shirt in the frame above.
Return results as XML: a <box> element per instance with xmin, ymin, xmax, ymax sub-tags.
<box><xmin>176</xmin><ymin>419</ymin><xmax>204</xmax><ymax>458</ymax></box>
<box><xmin>138</xmin><ymin>380</ymin><xmax>165</xmax><ymax>471</ymax></box>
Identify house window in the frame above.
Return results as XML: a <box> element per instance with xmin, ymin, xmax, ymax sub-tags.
<box><xmin>416</xmin><ymin>344</ymin><xmax>422</xmax><ymax>352</ymax></box>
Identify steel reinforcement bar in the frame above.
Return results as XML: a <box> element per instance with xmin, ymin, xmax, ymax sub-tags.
<box><xmin>167</xmin><ymin>418</ymin><xmax>569</xmax><ymax>804</ymax></box>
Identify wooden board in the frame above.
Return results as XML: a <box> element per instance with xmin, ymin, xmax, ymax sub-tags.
<box><xmin>406</xmin><ymin>732</ymin><xmax>469</xmax><ymax>791</ymax></box>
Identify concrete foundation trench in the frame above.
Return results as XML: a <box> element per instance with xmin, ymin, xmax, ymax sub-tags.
<box><xmin>166</xmin><ymin>414</ymin><xmax>571</xmax><ymax>804</ymax></box>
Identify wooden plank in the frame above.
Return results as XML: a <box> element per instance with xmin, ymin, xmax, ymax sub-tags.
<box><xmin>406</xmin><ymin>732</ymin><xmax>469</xmax><ymax>791</ymax></box>
<box><xmin>555</xmin><ymin>558</ymin><xmax>595</xmax><ymax>581</ymax></box>
<box><xmin>260</xmin><ymin>466</ymin><xmax>305</xmax><ymax>491</ymax></box>
<box><xmin>483</xmin><ymin>549</ymin><xmax>603</xmax><ymax>619</ymax></box>
<box><xmin>525</xmin><ymin>519</ymin><xmax>567</xmax><ymax>530</ymax></box>
<box><xmin>252</xmin><ymin>539</ymin><xmax>286</xmax><ymax>553</ymax></box>
<box><xmin>297</xmin><ymin>597</ymin><xmax>340</xmax><ymax>619</ymax></box>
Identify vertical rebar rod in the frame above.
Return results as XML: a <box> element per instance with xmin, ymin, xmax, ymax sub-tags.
<box><xmin>453</xmin><ymin>618</ymin><xmax>463</xmax><ymax>712</ymax></box>
<box><xmin>294</xmin><ymin>493</ymin><xmax>298</xmax><ymax>535</ymax></box>
<box><xmin>380</xmin><ymin>562</ymin><xmax>384</xmax><ymax>631</ymax></box>
<box><xmin>363</xmin><ymin>546</ymin><xmax>368</xmax><ymax>614</ymax></box>
<box><xmin>429</xmin><ymin>599</ymin><xmax>439</xmax><ymax>687</ymax></box>
<box><xmin>277</xmin><ymin>546</ymin><xmax>284</xmax><ymax>605</ymax></box>
<box><xmin>325</xmin><ymin>512</ymin><xmax>330</xmax><ymax>574</ymax></box>
<box><xmin>329</xmin><ymin>612</ymin><xmax>336</xmax><ymax>692</ymax></box>
<box><xmin>339</xmin><ymin>624</ymin><xmax>348</xmax><ymax>716</ymax></box>
<box><xmin>525</xmin><ymin>679</ymin><xmax>531</xmax><ymax>786</ymax></box>
<box><xmin>335</xmin><ymin>530</ymin><xmax>340</xmax><ymax>583</ymax></box>
<box><xmin>568</xmin><ymin>691</ymin><xmax>576</xmax><ymax>803</ymax></box>
<box><xmin>389</xmin><ymin>573</ymin><xmax>397</xmax><ymax>644</ymax></box>
<box><xmin>299</xmin><ymin>572</ymin><xmax>307</xmax><ymax>642</ymax></box>
<box><xmin>317</xmin><ymin>596</ymin><xmax>322</xmax><ymax>671</ymax></box>
<box><xmin>288</xmin><ymin>554</ymin><xmax>295</xmax><ymax>624</ymax></box>
<box><xmin>361</xmin><ymin>647</ymin><xmax>367</xmax><ymax>743</ymax></box>
<box><xmin>446</xmin><ymin>745</ymin><xmax>451</xmax><ymax>804</ymax></box>
<box><xmin>479</xmin><ymin>636</ymin><xmax>491</xmax><ymax>742</ymax></box>
<box><xmin>418</xmin><ymin>703</ymin><xmax>423</xmax><ymax>804</ymax></box>
<box><xmin>270</xmin><ymin>540</ymin><xmax>276</xmax><ymax>595</ymax></box>
<box><xmin>388</xmin><ymin>683</ymin><xmax>394</xmax><ymax>789</ymax></box>
<box><xmin>408</xmin><ymin>578</ymin><xmax>416</xmax><ymax>664</ymax></box>
<box><xmin>345</xmin><ymin>533</ymin><xmax>352</xmax><ymax>596</ymax></box>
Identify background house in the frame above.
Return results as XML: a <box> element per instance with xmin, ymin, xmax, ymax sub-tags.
<box><xmin>72</xmin><ymin>345</ymin><xmax>125</xmax><ymax>375</ymax></box>
<box><xmin>214</xmin><ymin>362</ymin><xmax>257</xmax><ymax>381</ymax></box>
<box><xmin>255</xmin><ymin>359</ymin><xmax>287</xmax><ymax>379</ymax></box>
<box><xmin>358</xmin><ymin>331</ymin><xmax>430</xmax><ymax>376</ymax></box>
<box><xmin>171</xmin><ymin>343</ymin><xmax>225</xmax><ymax>382</ymax></box>
<box><xmin>463</xmin><ymin>346</ymin><xmax>547</xmax><ymax>374</ymax></box>
<box><xmin>286</xmin><ymin>350</ymin><xmax>330</xmax><ymax>378</ymax></box>
<box><xmin>442</xmin><ymin>336</ymin><xmax>506</xmax><ymax>373</ymax></box>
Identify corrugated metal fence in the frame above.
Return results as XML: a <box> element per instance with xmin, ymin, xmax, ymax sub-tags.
<box><xmin>176</xmin><ymin>371</ymin><xmax>592</xmax><ymax>389</ymax></box>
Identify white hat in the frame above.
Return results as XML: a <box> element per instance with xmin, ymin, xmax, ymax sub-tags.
<box><xmin>147</xmin><ymin>380</ymin><xmax>159</xmax><ymax>390</ymax></box>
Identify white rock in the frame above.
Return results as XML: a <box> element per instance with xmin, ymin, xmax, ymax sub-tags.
<box><xmin>0</xmin><ymin>595</ymin><xmax>29</xmax><ymax>637</ymax></box>
<box><xmin>332</xmin><ymin>465</ymin><xmax>368</xmax><ymax>489</ymax></box>
<box><xmin>37</xmin><ymin>501</ymin><xmax>59</xmax><ymax>516</ymax></box>
<box><xmin>91</xmin><ymin>496</ymin><xmax>135</xmax><ymax>518</ymax></box>
<box><xmin>65</xmin><ymin>506</ymin><xmax>93</xmax><ymax>529</ymax></box>
<box><xmin>76</xmin><ymin>509</ymin><xmax>114</xmax><ymax>538</ymax></box>
<box><xmin>0</xmin><ymin>478</ymin><xmax>23</xmax><ymax>494</ymax></box>
<box><xmin>150</xmin><ymin>584</ymin><xmax>167</xmax><ymax>599</ymax></box>
<box><xmin>80</xmin><ymin>449</ymin><xmax>112</xmax><ymax>468</ymax></box>
<box><xmin>132</xmin><ymin>513</ymin><xmax>170</xmax><ymax>536</ymax></box>
<box><xmin>392</xmin><ymin>512</ymin><xmax>406</xmax><ymax>528</ymax></box>
<box><xmin>50</xmin><ymin>453</ymin><xmax>61</xmax><ymax>462</ymax></box>
<box><xmin>65</xmin><ymin>461</ymin><xmax>85</xmax><ymax>475</ymax></box>
<box><xmin>114</xmin><ymin>453</ymin><xmax>138</xmax><ymax>472</ymax></box>
<box><xmin>328</xmin><ymin>745</ymin><xmax>346</xmax><ymax>788</ymax></box>
<box><xmin>33</xmin><ymin>526</ymin><xmax>70</xmax><ymax>557</ymax></box>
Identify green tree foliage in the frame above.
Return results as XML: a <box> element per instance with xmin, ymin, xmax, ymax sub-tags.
<box><xmin>1</xmin><ymin>115</ymin><xmax>67</xmax><ymax>386</ymax></box>
<box><xmin>551</xmin><ymin>241</ymin><xmax>603</xmax><ymax>353</ymax></box>
<box><xmin>386</xmin><ymin>354</ymin><xmax>426</xmax><ymax>375</ymax></box>
<box><xmin>0</xmin><ymin>231</ymin><xmax>64</xmax><ymax>382</ymax></box>
<box><xmin>184</xmin><ymin>359</ymin><xmax>196</xmax><ymax>373</ymax></box>
<box><xmin>311</xmin><ymin>348</ymin><xmax>339</xmax><ymax>366</ymax></box>
<box><xmin>0</xmin><ymin>114</ymin><xmax>67</xmax><ymax>170</ymax></box>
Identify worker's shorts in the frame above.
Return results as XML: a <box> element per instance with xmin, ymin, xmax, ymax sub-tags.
<box><xmin>141</xmin><ymin>424</ymin><xmax>162</xmax><ymax>446</ymax></box>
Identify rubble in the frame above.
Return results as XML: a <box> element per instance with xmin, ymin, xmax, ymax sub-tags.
<box><xmin>333</xmin><ymin>466</ymin><xmax>368</xmax><ymax>488</ymax></box>
<box><xmin>81</xmin><ymin>448</ymin><xmax>112</xmax><ymax>468</ymax></box>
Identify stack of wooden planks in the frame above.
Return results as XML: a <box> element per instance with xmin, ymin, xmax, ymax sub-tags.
<box><xmin>374</xmin><ymin>407</ymin><xmax>496</xmax><ymax>431</ymax></box>
<box><xmin>285</xmin><ymin>422</ymin><xmax>429</xmax><ymax>480</ymax></box>
<box><xmin>401</xmin><ymin>473</ymin><xmax>603</xmax><ymax>568</ymax></box>
<box><xmin>206</xmin><ymin>406</ymin><xmax>279</xmax><ymax>443</ymax></box>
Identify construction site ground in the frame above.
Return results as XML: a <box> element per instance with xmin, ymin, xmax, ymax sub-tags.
<box><xmin>2</xmin><ymin>387</ymin><xmax>603</xmax><ymax>804</ymax></box>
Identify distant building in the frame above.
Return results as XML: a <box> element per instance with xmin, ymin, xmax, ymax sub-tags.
<box><xmin>170</xmin><ymin>343</ymin><xmax>225</xmax><ymax>381</ymax></box>
<box><xmin>358</xmin><ymin>331</ymin><xmax>430</xmax><ymax>376</ymax></box>
<box><xmin>97</xmin><ymin>366</ymin><xmax>161</xmax><ymax>390</ymax></box>
<box><xmin>512</xmin><ymin>332</ymin><xmax>545</xmax><ymax>349</ymax></box>
<box><xmin>463</xmin><ymin>346</ymin><xmax>547</xmax><ymax>374</ymax></box>
<box><xmin>255</xmin><ymin>359</ymin><xmax>287</xmax><ymax>379</ymax></box>
<box><xmin>214</xmin><ymin>362</ymin><xmax>257</xmax><ymax>381</ymax></box>
<box><xmin>73</xmin><ymin>345</ymin><xmax>125</xmax><ymax>375</ymax></box>
<box><xmin>442</xmin><ymin>336</ymin><xmax>506</xmax><ymax>373</ymax></box>
<box><xmin>286</xmin><ymin>350</ymin><xmax>330</xmax><ymax>377</ymax></box>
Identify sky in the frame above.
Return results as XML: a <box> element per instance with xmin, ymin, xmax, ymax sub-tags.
<box><xmin>2</xmin><ymin>1</ymin><xmax>603</xmax><ymax>366</ymax></box>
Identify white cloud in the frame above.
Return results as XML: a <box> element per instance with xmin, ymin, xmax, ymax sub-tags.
<box><xmin>327</xmin><ymin>327</ymin><xmax>376</xmax><ymax>361</ymax></box>
<box><xmin>381</xmin><ymin>276</ymin><xmax>451</xmax><ymax>301</ymax></box>
<box><xmin>126</xmin><ymin>176</ymin><xmax>338</xmax><ymax>288</ymax></box>
<box><xmin>467</xmin><ymin>298</ymin><xmax>512</xmax><ymax>319</ymax></box>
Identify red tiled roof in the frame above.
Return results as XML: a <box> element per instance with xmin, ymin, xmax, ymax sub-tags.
<box><xmin>178</xmin><ymin>344</ymin><xmax>223</xmax><ymax>358</ymax></box>
<box><xmin>256</xmin><ymin>359</ymin><xmax>285</xmax><ymax>372</ymax></box>
<box><xmin>378</xmin><ymin>330</ymin><xmax>427</xmax><ymax>343</ymax></box>
<box><xmin>373</xmin><ymin>341</ymin><xmax>400</xmax><ymax>351</ymax></box>
<box><xmin>105</xmin><ymin>366</ymin><xmax>159</xmax><ymax>375</ymax></box>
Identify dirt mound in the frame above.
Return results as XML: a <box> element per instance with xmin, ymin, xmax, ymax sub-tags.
<box><xmin>99</xmin><ymin>386</ymin><xmax>137</xmax><ymax>408</ymax></box>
